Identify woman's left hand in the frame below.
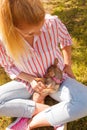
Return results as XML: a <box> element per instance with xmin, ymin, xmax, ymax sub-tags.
<box><xmin>63</xmin><ymin>64</ymin><xmax>76</xmax><ymax>79</ymax></box>
<box><xmin>30</xmin><ymin>80</ymin><xmax>46</xmax><ymax>93</ymax></box>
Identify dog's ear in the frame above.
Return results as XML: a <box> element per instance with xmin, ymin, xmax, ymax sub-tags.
<box><xmin>54</xmin><ymin>58</ymin><xmax>58</xmax><ymax>66</ymax></box>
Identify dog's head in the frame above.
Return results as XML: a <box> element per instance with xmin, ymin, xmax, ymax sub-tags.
<box><xmin>45</xmin><ymin>58</ymin><xmax>62</xmax><ymax>80</ymax></box>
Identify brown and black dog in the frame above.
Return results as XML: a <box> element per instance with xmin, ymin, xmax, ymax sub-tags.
<box><xmin>33</xmin><ymin>58</ymin><xmax>63</xmax><ymax>103</ymax></box>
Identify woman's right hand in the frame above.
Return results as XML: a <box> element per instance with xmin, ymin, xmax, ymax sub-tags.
<box><xmin>17</xmin><ymin>72</ymin><xmax>46</xmax><ymax>93</ymax></box>
<box><xmin>30</xmin><ymin>80</ymin><xmax>46</xmax><ymax>93</ymax></box>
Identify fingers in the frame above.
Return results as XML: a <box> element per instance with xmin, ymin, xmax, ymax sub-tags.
<box><xmin>35</xmin><ymin>82</ymin><xmax>46</xmax><ymax>93</ymax></box>
<box><xmin>30</xmin><ymin>80</ymin><xmax>38</xmax><ymax>89</ymax></box>
<box><xmin>30</xmin><ymin>80</ymin><xmax>46</xmax><ymax>93</ymax></box>
<box><xmin>38</xmin><ymin>82</ymin><xmax>46</xmax><ymax>89</ymax></box>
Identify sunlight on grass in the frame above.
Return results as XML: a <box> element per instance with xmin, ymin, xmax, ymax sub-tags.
<box><xmin>0</xmin><ymin>67</ymin><xmax>10</xmax><ymax>85</ymax></box>
<box><xmin>72</xmin><ymin>63</ymin><xmax>87</xmax><ymax>84</ymax></box>
<box><xmin>0</xmin><ymin>117</ymin><xmax>12</xmax><ymax>130</ymax></box>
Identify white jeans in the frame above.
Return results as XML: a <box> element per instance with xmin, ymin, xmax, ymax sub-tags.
<box><xmin>0</xmin><ymin>77</ymin><xmax>87</xmax><ymax>126</ymax></box>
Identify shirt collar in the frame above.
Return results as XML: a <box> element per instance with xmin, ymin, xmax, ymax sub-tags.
<box><xmin>34</xmin><ymin>23</ymin><xmax>47</xmax><ymax>43</ymax></box>
<box><xmin>34</xmin><ymin>14</ymin><xmax>52</xmax><ymax>43</ymax></box>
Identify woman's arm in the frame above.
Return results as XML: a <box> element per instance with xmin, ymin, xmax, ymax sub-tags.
<box><xmin>62</xmin><ymin>45</ymin><xmax>75</xmax><ymax>78</ymax></box>
<box><xmin>62</xmin><ymin>45</ymin><xmax>72</xmax><ymax>66</ymax></box>
<box><xmin>55</xmin><ymin>17</ymin><xmax>75</xmax><ymax>78</ymax></box>
<box><xmin>16</xmin><ymin>72</ymin><xmax>36</xmax><ymax>82</ymax></box>
<box><xmin>17</xmin><ymin>72</ymin><xmax>46</xmax><ymax>93</ymax></box>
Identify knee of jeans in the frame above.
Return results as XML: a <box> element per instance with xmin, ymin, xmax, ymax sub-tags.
<box><xmin>67</xmin><ymin>100</ymin><xmax>86</xmax><ymax>120</ymax></box>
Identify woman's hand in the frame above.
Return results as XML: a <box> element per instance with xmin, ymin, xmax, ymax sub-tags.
<box><xmin>63</xmin><ymin>64</ymin><xmax>76</xmax><ymax>79</ymax></box>
<box><xmin>30</xmin><ymin>80</ymin><xmax>46</xmax><ymax>93</ymax></box>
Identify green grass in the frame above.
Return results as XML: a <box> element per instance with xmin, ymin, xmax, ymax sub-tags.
<box><xmin>0</xmin><ymin>0</ymin><xmax>87</xmax><ymax>129</ymax></box>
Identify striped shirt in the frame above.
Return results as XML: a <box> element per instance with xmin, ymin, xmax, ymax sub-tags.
<box><xmin>0</xmin><ymin>14</ymin><xmax>72</xmax><ymax>94</ymax></box>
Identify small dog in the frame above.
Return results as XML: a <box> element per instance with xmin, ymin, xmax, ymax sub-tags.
<box><xmin>33</xmin><ymin>58</ymin><xmax>63</xmax><ymax>103</ymax></box>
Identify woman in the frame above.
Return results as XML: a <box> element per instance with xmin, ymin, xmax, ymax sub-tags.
<box><xmin>0</xmin><ymin>0</ymin><xmax>87</xmax><ymax>130</ymax></box>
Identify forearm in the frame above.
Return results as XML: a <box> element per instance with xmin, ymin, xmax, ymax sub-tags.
<box><xmin>16</xmin><ymin>72</ymin><xmax>46</xmax><ymax>93</ymax></box>
<box><xmin>62</xmin><ymin>45</ymin><xmax>72</xmax><ymax>66</ymax></box>
<box><xmin>62</xmin><ymin>45</ymin><xmax>75</xmax><ymax>78</ymax></box>
<box><xmin>16</xmin><ymin>72</ymin><xmax>36</xmax><ymax>82</ymax></box>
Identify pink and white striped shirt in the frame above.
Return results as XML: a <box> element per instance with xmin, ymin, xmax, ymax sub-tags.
<box><xmin>0</xmin><ymin>14</ymin><xmax>72</xmax><ymax>94</ymax></box>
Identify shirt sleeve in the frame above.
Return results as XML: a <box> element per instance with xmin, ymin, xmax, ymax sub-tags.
<box><xmin>54</xmin><ymin>16</ymin><xmax>72</xmax><ymax>49</ymax></box>
<box><xmin>0</xmin><ymin>42</ymin><xmax>21</xmax><ymax>79</ymax></box>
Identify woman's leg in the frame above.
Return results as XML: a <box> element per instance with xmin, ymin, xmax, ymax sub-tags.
<box><xmin>0</xmin><ymin>80</ymin><xmax>50</xmax><ymax>118</ymax></box>
<box><xmin>29</xmin><ymin>77</ymin><xmax>87</xmax><ymax>129</ymax></box>
<box><xmin>0</xmin><ymin>80</ymin><xmax>36</xmax><ymax>118</ymax></box>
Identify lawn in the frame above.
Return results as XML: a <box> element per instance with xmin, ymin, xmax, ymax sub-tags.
<box><xmin>0</xmin><ymin>0</ymin><xmax>87</xmax><ymax>130</ymax></box>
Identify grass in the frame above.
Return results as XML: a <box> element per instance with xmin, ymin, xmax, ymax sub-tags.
<box><xmin>0</xmin><ymin>0</ymin><xmax>87</xmax><ymax>129</ymax></box>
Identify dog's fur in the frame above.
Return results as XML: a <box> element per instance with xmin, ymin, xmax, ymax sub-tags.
<box><xmin>33</xmin><ymin>58</ymin><xmax>63</xmax><ymax>103</ymax></box>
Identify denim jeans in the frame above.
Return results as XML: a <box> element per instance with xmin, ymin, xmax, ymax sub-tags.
<box><xmin>0</xmin><ymin>80</ymin><xmax>35</xmax><ymax>118</ymax></box>
<box><xmin>0</xmin><ymin>77</ymin><xmax>87</xmax><ymax>127</ymax></box>
<box><xmin>43</xmin><ymin>77</ymin><xmax>87</xmax><ymax>126</ymax></box>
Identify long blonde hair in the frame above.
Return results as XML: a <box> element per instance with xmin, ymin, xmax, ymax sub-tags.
<box><xmin>0</xmin><ymin>0</ymin><xmax>45</xmax><ymax>66</ymax></box>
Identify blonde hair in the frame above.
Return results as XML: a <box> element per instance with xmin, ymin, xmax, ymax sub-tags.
<box><xmin>0</xmin><ymin>0</ymin><xmax>45</xmax><ymax>66</ymax></box>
